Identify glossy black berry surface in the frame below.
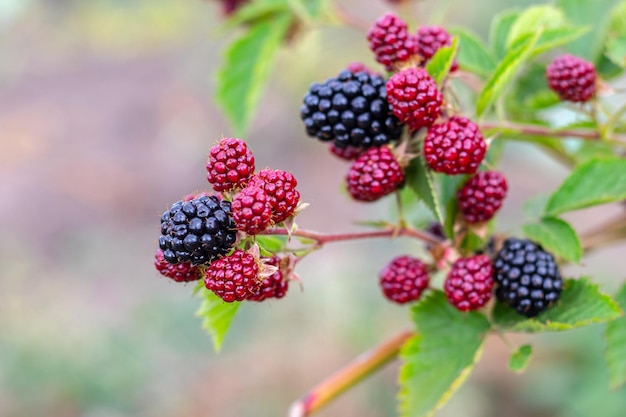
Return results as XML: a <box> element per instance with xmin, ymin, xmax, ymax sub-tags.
<box><xmin>159</xmin><ymin>195</ymin><xmax>237</xmax><ymax>265</ymax></box>
<box><xmin>300</xmin><ymin>70</ymin><xmax>403</xmax><ymax>149</ymax></box>
<box><xmin>493</xmin><ymin>238</ymin><xmax>562</xmax><ymax>317</ymax></box>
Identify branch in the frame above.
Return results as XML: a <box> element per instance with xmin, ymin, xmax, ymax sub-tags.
<box><xmin>481</xmin><ymin>121</ymin><xmax>626</xmax><ymax>146</ymax></box>
<box><xmin>289</xmin><ymin>330</ymin><xmax>414</xmax><ymax>417</ymax></box>
<box><xmin>261</xmin><ymin>226</ymin><xmax>444</xmax><ymax>247</ymax></box>
<box><xmin>580</xmin><ymin>213</ymin><xmax>626</xmax><ymax>253</ymax></box>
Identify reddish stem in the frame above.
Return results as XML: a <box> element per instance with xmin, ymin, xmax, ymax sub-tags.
<box><xmin>260</xmin><ymin>226</ymin><xmax>444</xmax><ymax>247</ymax></box>
<box><xmin>481</xmin><ymin>121</ymin><xmax>626</xmax><ymax>144</ymax></box>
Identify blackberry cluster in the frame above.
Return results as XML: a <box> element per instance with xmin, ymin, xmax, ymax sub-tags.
<box><xmin>159</xmin><ymin>195</ymin><xmax>237</xmax><ymax>265</ymax></box>
<box><xmin>300</xmin><ymin>70</ymin><xmax>403</xmax><ymax>149</ymax></box>
<box><xmin>493</xmin><ymin>238</ymin><xmax>563</xmax><ymax>317</ymax></box>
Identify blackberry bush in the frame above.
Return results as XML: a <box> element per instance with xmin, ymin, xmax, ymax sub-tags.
<box><xmin>157</xmin><ymin>3</ymin><xmax>626</xmax><ymax>417</ymax></box>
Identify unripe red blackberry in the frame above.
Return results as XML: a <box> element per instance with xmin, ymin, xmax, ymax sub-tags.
<box><xmin>301</xmin><ymin>70</ymin><xmax>403</xmax><ymax>149</ymax></box>
<box><xmin>159</xmin><ymin>195</ymin><xmax>237</xmax><ymax>265</ymax></box>
<box><xmin>416</xmin><ymin>25</ymin><xmax>458</xmax><ymax>71</ymax></box>
<box><xmin>231</xmin><ymin>186</ymin><xmax>272</xmax><ymax>235</ymax></box>
<box><xmin>204</xmin><ymin>249</ymin><xmax>261</xmax><ymax>302</ymax></box>
<box><xmin>444</xmin><ymin>254</ymin><xmax>494</xmax><ymax>311</ymax></box>
<box><xmin>367</xmin><ymin>13</ymin><xmax>417</xmax><ymax>71</ymax></box>
<box><xmin>329</xmin><ymin>143</ymin><xmax>363</xmax><ymax>161</ymax></box>
<box><xmin>546</xmin><ymin>54</ymin><xmax>596</xmax><ymax>102</ymax></box>
<box><xmin>154</xmin><ymin>249</ymin><xmax>201</xmax><ymax>282</ymax></box>
<box><xmin>248</xmin><ymin>169</ymin><xmax>300</xmax><ymax>223</ymax></box>
<box><xmin>423</xmin><ymin>116</ymin><xmax>486</xmax><ymax>175</ymax></box>
<box><xmin>346</xmin><ymin>146</ymin><xmax>405</xmax><ymax>202</ymax></box>
<box><xmin>457</xmin><ymin>171</ymin><xmax>508</xmax><ymax>223</ymax></box>
<box><xmin>386</xmin><ymin>68</ymin><xmax>443</xmax><ymax>131</ymax></box>
<box><xmin>379</xmin><ymin>256</ymin><xmax>430</xmax><ymax>304</ymax></box>
<box><xmin>248</xmin><ymin>256</ymin><xmax>289</xmax><ymax>302</ymax></box>
<box><xmin>206</xmin><ymin>138</ymin><xmax>255</xmax><ymax>192</ymax></box>
<box><xmin>494</xmin><ymin>238</ymin><xmax>562</xmax><ymax>317</ymax></box>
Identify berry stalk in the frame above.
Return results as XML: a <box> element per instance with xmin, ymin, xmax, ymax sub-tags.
<box><xmin>289</xmin><ymin>330</ymin><xmax>414</xmax><ymax>417</ymax></box>
<box><xmin>481</xmin><ymin>121</ymin><xmax>626</xmax><ymax>146</ymax></box>
<box><xmin>260</xmin><ymin>226</ymin><xmax>445</xmax><ymax>247</ymax></box>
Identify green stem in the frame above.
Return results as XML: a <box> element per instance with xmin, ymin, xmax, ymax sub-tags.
<box><xmin>603</xmin><ymin>102</ymin><xmax>626</xmax><ymax>139</ymax></box>
<box><xmin>481</xmin><ymin>121</ymin><xmax>626</xmax><ymax>149</ymax></box>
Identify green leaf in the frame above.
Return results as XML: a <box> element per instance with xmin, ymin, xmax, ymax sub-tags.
<box><xmin>506</xmin><ymin>5</ymin><xmax>565</xmax><ymax>48</ymax></box>
<box><xmin>523</xmin><ymin>217</ymin><xmax>582</xmax><ymax>263</ymax></box>
<box><xmin>493</xmin><ymin>278</ymin><xmax>622</xmax><ymax>333</ymax></box>
<box><xmin>437</xmin><ymin>174</ymin><xmax>467</xmax><ymax>240</ymax></box>
<box><xmin>425</xmin><ymin>36</ymin><xmax>459</xmax><ymax>86</ymax></box>
<box><xmin>545</xmin><ymin>157</ymin><xmax>626</xmax><ymax>215</ymax></box>
<box><xmin>406</xmin><ymin>156</ymin><xmax>444</xmax><ymax>225</ymax></box>
<box><xmin>196</xmin><ymin>289</ymin><xmax>242</xmax><ymax>352</ymax></box>
<box><xmin>398</xmin><ymin>291</ymin><xmax>490</xmax><ymax>417</ymax></box>
<box><xmin>536</xmin><ymin>27</ymin><xmax>589</xmax><ymax>57</ymax></box>
<box><xmin>606</xmin><ymin>284</ymin><xmax>626</xmax><ymax>388</ymax></box>
<box><xmin>558</xmin><ymin>0</ymin><xmax>620</xmax><ymax>61</ymax></box>
<box><xmin>524</xmin><ymin>89</ymin><xmax>561</xmax><ymax>109</ymax></box>
<box><xmin>460</xmin><ymin>230</ymin><xmax>486</xmax><ymax>253</ymax></box>
<box><xmin>571</xmin><ymin>140</ymin><xmax>615</xmax><ymax>164</ymax></box>
<box><xmin>606</xmin><ymin>35</ymin><xmax>626</xmax><ymax>67</ymax></box>
<box><xmin>295</xmin><ymin>0</ymin><xmax>325</xmax><ymax>18</ymax></box>
<box><xmin>476</xmin><ymin>31</ymin><xmax>540</xmax><ymax>118</ymax></box>
<box><xmin>449</xmin><ymin>29</ymin><xmax>496</xmax><ymax>77</ymax></box>
<box><xmin>256</xmin><ymin>235</ymin><xmax>287</xmax><ymax>253</ymax></box>
<box><xmin>216</xmin><ymin>13</ymin><xmax>292</xmax><ymax>136</ymax></box>
<box><xmin>225</xmin><ymin>0</ymin><xmax>289</xmax><ymax>28</ymax></box>
<box><xmin>509</xmin><ymin>344</ymin><xmax>533</xmax><ymax>373</ymax></box>
<box><xmin>523</xmin><ymin>194</ymin><xmax>550</xmax><ymax>220</ymax></box>
<box><xmin>490</xmin><ymin>10</ymin><xmax>520</xmax><ymax>60</ymax></box>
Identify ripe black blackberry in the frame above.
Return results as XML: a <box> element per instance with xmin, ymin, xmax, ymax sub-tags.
<box><xmin>159</xmin><ymin>195</ymin><xmax>237</xmax><ymax>265</ymax></box>
<box><xmin>493</xmin><ymin>238</ymin><xmax>563</xmax><ymax>317</ymax></box>
<box><xmin>300</xmin><ymin>69</ymin><xmax>403</xmax><ymax>149</ymax></box>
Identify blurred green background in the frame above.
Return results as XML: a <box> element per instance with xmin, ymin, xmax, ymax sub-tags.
<box><xmin>1</xmin><ymin>1</ymin><xmax>624</xmax><ymax>416</ymax></box>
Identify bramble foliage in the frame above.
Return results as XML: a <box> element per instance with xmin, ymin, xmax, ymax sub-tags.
<box><xmin>155</xmin><ymin>1</ymin><xmax>626</xmax><ymax>416</ymax></box>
